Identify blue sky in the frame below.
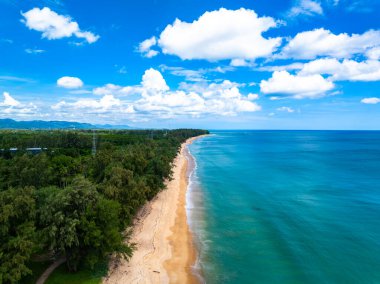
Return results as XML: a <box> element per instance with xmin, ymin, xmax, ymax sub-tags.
<box><xmin>0</xmin><ymin>0</ymin><xmax>379</xmax><ymax>129</ymax></box>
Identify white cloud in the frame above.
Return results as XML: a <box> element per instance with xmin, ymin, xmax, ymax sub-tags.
<box><xmin>212</xmin><ymin>66</ymin><xmax>235</xmax><ymax>74</ymax></box>
<box><xmin>0</xmin><ymin>76</ymin><xmax>34</xmax><ymax>83</ymax></box>
<box><xmin>0</xmin><ymin>39</ymin><xmax>13</xmax><ymax>44</ymax></box>
<box><xmin>260</xmin><ymin>71</ymin><xmax>335</xmax><ymax>99</ymax></box>
<box><xmin>135</xmin><ymin>90</ymin><xmax>205</xmax><ymax>115</ymax></box>
<box><xmin>117</xmin><ymin>66</ymin><xmax>127</xmax><ymax>74</ymax></box>
<box><xmin>345</xmin><ymin>0</ymin><xmax>374</xmax><ymax>13</ymax></box>
<box><xmin>136</xmin><ymin>81</ymin><xmax>261</xmax><ymax>116</ymax></box>
<box><xmin>160</xmin><ymin>65</ymin><xmax>235</xmax><ymax>82</ymax></box>
<box><xmin>138</xmin><ymin>36</ymin><xmax>159</xmax><ymax>58</ymax></box>
<box><xmin>287</xmin><ymin>0</ymin><xmax>323</xmax><ymax>17</ymax></box>
<box><xmin>51</xmin><ymin>94</ymin><xmax>135</xmax><ymax>119</ymax></box>
<box><xmin>21</xmin><ymin>7</ymin><xmax>99</xmax><ymax>44</ymax></box>
<box><xmin>366</xmin><ymin>47</ymin><xmax>380</xmax><ymax>60</ymax></box>
<box><xmin>171</xmin><ymin>79</ymin><xmax>261</xmax><ymax>115</ymax></box>
<box><xmin>1</xmin><ymin>92</ymin><xmax>21</xmax><ymax>107</ymax></box>
<box><xmin>141</xmin><ymin>68</ymin><xmax>169</xmax><ymax>92</ymax></box>
<box><xmin>57</xmin><ymin>76</ymin><xmax>84</xmax><ymax>89</ymax></box>
<box><xmin>74</xmin><ymin>31</ymin><xmax>99</xmax><ymax>44</ymax></box>
<box><xmin>230</xmin><ymin>59</ymin><xmax>253</xmax><ymax>67</ymax></box>
<box><xmin>277</xmin><ymin>106</ymin><xmax>295</xmax><ymax>112</ymax></box>
<box><xmin>0</xmin><ymin>92</ymin><xmax>38</xmax><ymax>117</ymax></box>
<box><xmin>160</xmin><ymin>66</ymin><xmax>205</xmax><ymax>82</ymax></box>
<box><xmin>77</xmin><ymin>94</ymin><xmax>121</xmax><ymax>109</ymax></box>
<box><xmin>248</xmin><ymin>93</ymin><xmax>259</xmax><ymax>100</ymax></box>
<box><xmin>257</xmin><ymin>62</ymin><xmax>304</xmax><ymax>72</ymax></box>
<box><xmin>152</xmin><ymin>8</ymin><xmax>281</xmax><ymax>61</ymax></box>
<box><xmin>327</xmin><ymin>0</ymin><xmax>340</xmax><ymax>6</ymax></box>
<box><xmin>69</xmin><ymin>89</ymin><xmax>92</xmax><ymax>95</ymax></box>
<box><xmin>93</xmin><ymin>84</ymin><xmax>135</xmax><ymax>96</ymax></box>
<box><xmin>361</xmin><ymin>97</ymin><xmax>380</xmax><ymax>104</ymax></box>
<box><xmin>280</xmin><ymin>28</ymin><xmax>380</xmax><ymax>59</ymax></box>
<box><xmin>53</xmin><ymin>94</ymin><xmax>122</xmax><ymax>110</ymax></box>
<box><xmin>25</xmin><ymin>48</ymin><xmax>45</xmax><ymax>54</ymax></box>
<box><xmin>300</xmin><ymin>58</ymin><xmax>380</xmax><ymax>81</ymax></box>
<box><xmin>269</xmin><ymin>96</ymin><xmax>281</xmax><ymax>101</ymax></box>
<box><xmin>53</xmin><ymin>69</ymin><xmax>261</xmax><ymax>119</ymax></box>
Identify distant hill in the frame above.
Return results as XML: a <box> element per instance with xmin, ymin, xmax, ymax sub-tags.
<box><xmin>0</xmin><ymin>118</ymin><xmax>132</xmax><ymax>130</ymax></box>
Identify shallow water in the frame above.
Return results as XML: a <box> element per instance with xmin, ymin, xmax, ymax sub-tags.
<box><xmin>188</xmin><ymin>131</ymin><xmax>380</xmax><ymax>284</ymax></box>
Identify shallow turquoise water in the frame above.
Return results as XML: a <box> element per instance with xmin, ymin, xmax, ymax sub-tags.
<box><xmin>188</xmin><ymin>131</ymin><xmax>380</xmax><ymax>284</ymax></box>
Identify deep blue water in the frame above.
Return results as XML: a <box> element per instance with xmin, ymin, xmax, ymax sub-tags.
<box><xmin>188</xmin><ymin>131</ymin><xmax>380</xmax><ymax>284</ymax></box>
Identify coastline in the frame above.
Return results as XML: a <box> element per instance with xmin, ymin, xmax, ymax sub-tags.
<box><xmin>103</xmin><ymin>135</ymin><xmax>205</xmax><ymax>284</ymax></box>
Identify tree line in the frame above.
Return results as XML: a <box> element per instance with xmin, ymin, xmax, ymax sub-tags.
<box><xmin>0</xmin><ymin>129</ymin><xmax>208</xmax><ymax>283</ymax></box>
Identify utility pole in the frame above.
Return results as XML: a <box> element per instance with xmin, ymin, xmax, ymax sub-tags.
<box><xmin>92</xmin><ymin>130</ymin><xmax>97</xmax><ymax>156</ymax></box>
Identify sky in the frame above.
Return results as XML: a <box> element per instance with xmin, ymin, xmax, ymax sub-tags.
<box><xmin>0</xmin><ymin>0</ymin><xmax>379</xmax><ymax>129</ymax></box>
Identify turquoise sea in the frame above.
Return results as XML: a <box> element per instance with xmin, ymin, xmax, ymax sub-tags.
<box><xmin>188</xmin><ymin>131</ymin><xmax>380</xmax><ymax>284</ymax></box>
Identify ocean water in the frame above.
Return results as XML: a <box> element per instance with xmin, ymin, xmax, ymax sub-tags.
<box><xmin>187</xmin><ymin>131</ymin><xmax>380</xmax><ymax>284</ymax></box>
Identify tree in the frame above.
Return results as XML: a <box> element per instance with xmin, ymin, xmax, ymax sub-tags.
<box><xmin>0</xmin><ymin>187</ymin><xmax>36</xmax><ymax>283</ymax></box>
<box><xmin>80</xmin><ymin>197</ymin><xmax>132</xmax><ymax>268</ymax></box>
<box><xmin>38</xmin><ymin>176</ymin><xmax>130</xmax><ymax>271</ymax></box>
<box><xmin>8</xmin><ymin>154</ymin><xmax>52</xmax><ymax>189</ymax></box>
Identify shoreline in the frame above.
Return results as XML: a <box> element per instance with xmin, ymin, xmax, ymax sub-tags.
<box><xmin>103</xmin><ymin>135</ymin><xmax>205</xmax><ymax>284</ymax></box>
<box><xmin>163</xmin><ymin>137</ymin><xmax>201</xmax><ymax>283</ymax></box>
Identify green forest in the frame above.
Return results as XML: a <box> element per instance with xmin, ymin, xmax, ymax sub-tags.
<box><xmin>0</xmin><ymin>129</ymin><xmax>208</xmax><ymax>283</ymax></box>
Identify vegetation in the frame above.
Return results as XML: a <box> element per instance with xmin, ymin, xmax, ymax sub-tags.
<box><xmin>45</xmin><ymin>261</ymin><xmax>108</xmax><ymax>284</ymax></box>
<box><xmin>0</xmin><ymin>129</ymin><xmax>208</xmax><ymax>283</ymax></box>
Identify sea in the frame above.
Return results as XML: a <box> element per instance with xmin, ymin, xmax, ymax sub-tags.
<box><xmin>187</xmin><ymin>130</ymin><xmax>380</xmax><ymax>284</ymax></box>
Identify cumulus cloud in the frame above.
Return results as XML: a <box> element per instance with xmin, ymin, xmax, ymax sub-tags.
<box><xmin>57</xmin><ymin>76</ymin><xmax>84</xmax><ymax>89</ymax></box>
<box><xmin>136</xmin><ymin>70</ymin><xmax>261</xmax><ymax>116</ymax></box>
<box><xmin>52</xmin><ymin>94</ymin><xmax>126</xmax><ymax>112</ymax></box>
<box><xmin>287</xmin><ymin>0</ymin><xmax>323</xmax><ymax>17</ymax></box>
<box><xmin>0</xmin><ymin>92</ymin><xmax>38</xmax><ymax>117</ymax></box>
<box><xmin>361</xmin><ymin>97</ymin><xmax>380</xmax><ymax>104</ymax></box>
<box><xmin>137</xmin><ymin>75</ymin><xmax>261</xmax><ymax>116</ymax></box>
<box><xmin>299</xmin><ymin>58</ymin><xmax>380</xmax><ymax>81</ymax></box>
<box><xmin>136</xmin><ymin>79</ymin><xmax>260</xmax><ymax>116</ymax></box>
<box><xmin>280</xmin><ymin>28</ymin><xmax>380</xmax><ymax>60</ymax></box>
<box><xmin>53</xmin><ymin>68</ymin><xmax>261</xmax><ymax>119</ymax></box>
<box><xmin>141</xmin><ymin>68</ymin><xmax>169</xmax><ymax>92</ymax></box>
<box><xmin>1</xmin><ymin>92</ymin><xmax>21</xmax><ymax>107</ymax></box>
<box><xmin>138</xmin><ymin>36</ymin><xmax>159</xmax><ymax>58</ymax></box>
<box><xmin>260</xmin><ymin>71</ymin><xmax>335</xmax><ymax>99</ymax></box>
<box><xmin>142</xmin><ymin>8</ymin><xmax>282</xmax><ymax>61</ymax></box>
<box><xmin>135</xmin><ymin>90</ymin><xmax>205</xmax><ymax>115</ymax></box>
<box><xmin>21</xmin><ymin>7</ymin><xmax>99</xmax><ymax>44</ymax></box>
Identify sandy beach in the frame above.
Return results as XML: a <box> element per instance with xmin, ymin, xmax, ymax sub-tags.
<box><xmin>103</xmin><ymin>136</ymin><xmax>203</xmax><ymax>284</ymax></box>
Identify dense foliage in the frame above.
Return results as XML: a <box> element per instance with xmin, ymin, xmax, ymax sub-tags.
<box><xmin>0</xmin><ymin>129</ymin><xmax>208</xmax><ymax>283</ymax></box>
